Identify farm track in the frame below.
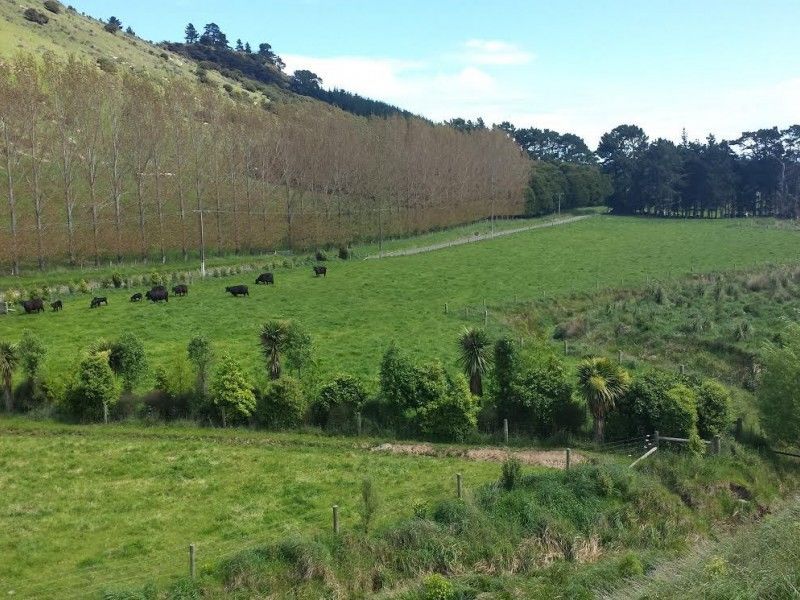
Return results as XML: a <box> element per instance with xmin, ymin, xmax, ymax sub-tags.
<box><xmin>365</xmin><ymin>213</ymin><xmax>597</xmax><ymax>259</ymax></box>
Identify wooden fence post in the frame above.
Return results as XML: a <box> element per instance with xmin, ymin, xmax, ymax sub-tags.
<box><xmin>735</xmin><ymin>417</ymin><xmax>743</xmax><ymax>441</ymax></box>
<box><xmin>332</xmin><ymin>505</ymin><xmax>340</xmax><ymax>534</ymax></box>
<box><xmin>712</xmin><ymin>435</ymin><xmax>721</xmax><ymax>455</ymax></box>
<box><xmin>503</xmin><ymin>419</ymin><xmax>509</xmax><ymax>445</ymax></box>
<box><xmin>564</xmin><ymin>340</ymin><xmax>568</xmax><ymax>355</ymax></box>
<box><xmin>444</xmin><ymin>302</ymin><xmax>448</xmax><ymax>315</ymax></box>
<box><xmin>484</xmin><ymin>309</ymin><xmax>488</xmax><ymax>326</ymax></box>
<box><xmin>618</xmin><ymin>350</ymin><xmax>623</xmax><ymax>364</ymax></box>
<box><xmin>356</xmin><ymin>412</ymin><xmax>362</xmax><ymax>437</ymax></box>
<box><xmin>654</xmin><ymin>431</ymin><xmax>660</xmax><ymax>448</ymax></box>
<box><xmin>565</xmin><ymin>448</ymin><xmax>571</xmax><ymax>470</ymax></box>
<box><xmin>679</xmin><ymin>364</ymin><xmax>686</xmax><ymax>375</ymax></box>
<box><xmin>456</xmin><ymin>473</ymin><xmax>463</xmax><ymax>499</ymax></box>
<box><xmin>189</xmin><ymin>544</ymin><xmax>196</xmax><ymax>579</ymax></box>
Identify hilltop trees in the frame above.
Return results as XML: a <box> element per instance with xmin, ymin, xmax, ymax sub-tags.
<box><xmin>184</xmin><ymin>23</ymin><xmax>199</xmax><ymax>44</ymax></box>
<box><xmin>104</xmin><ymin>16</ymin><xmax>122</xmax><ymax>34</ymax></box>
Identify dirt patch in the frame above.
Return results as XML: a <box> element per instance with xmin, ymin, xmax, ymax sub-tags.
<box><xmin>371</xmin><ymin>443</ymin><xmax>584</xmax><ymax>469</ymax></box>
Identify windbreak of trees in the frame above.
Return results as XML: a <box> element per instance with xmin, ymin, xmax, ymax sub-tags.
<box><xmin>0</xmin><ymin>53</ymin><xmax>529</xmax><ymax>274</ymax></box>
<box><xmin>597</xmin><ymin>125</ymin><xmax>800</xmax><ymax>217</ymax></box>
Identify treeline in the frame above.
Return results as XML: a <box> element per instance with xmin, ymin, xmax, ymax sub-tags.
<box><xmin>0</xmin><ymin>53</ymin><xmax>528</xmax><ymax>274</ymax></box>
<box><xmin>166</xmin><ymin>22</ymin><xmax>414</xmax><ymax>119</ymax></box>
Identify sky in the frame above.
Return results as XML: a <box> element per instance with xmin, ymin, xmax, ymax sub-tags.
<box><xmin>74</xmin><ymin>0</ymin><xmax>800</xmax><ymax>146</ymax></box>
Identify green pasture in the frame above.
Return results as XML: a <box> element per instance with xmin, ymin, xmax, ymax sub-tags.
<box><xmin>0</xmin><ymin>418</ymin><xmax>501</xmax><ymax>598</ymax></box>
<box><xmin>2</xmin><ymin>216</ymin><xmax>800</xmax><ymax>385</ymax></box>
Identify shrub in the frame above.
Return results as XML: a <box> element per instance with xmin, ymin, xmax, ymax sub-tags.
<box><xmin>147</xmin><ymin>356</ymin><xmax>194</xmax><ymax>419</ymax></box>
<box><xmin>65</xmin><ymin>351</ymin><xmax>119</xmax><ymax>421</ymax></box>
<box><xmin>661</xmin><ymin>384</ymin><xmax>699</xmax><ymax>438</ymax></box>
<box><xmin>78</xmin><ymin>279</ymin><xmax>90</xmax><ymax>294</ymax></box>
<box><xmin>108</xmin><ymin>333</ymin><xmax>148</xmax><ymax>393</ymax></box>
<box><xmin>23</xmin><ymin>8</ymin><xmax>49</xmax><ymax>24</ymax></box>
<box><xmin>358</xmin><ymin>477</ymin><xmax>380</xmax><ymax>533</ymax></box>
<box><xmin>500</xmin><ymin>456</ymin><xmax>522</xmax><ymax>490</ymax></box>
<box><xmin>758</xmin><ymin>324</ymin><xmax>800</xmax><ymax>443</ymax></box>
<box><xmin>256</xmin><ymin>376</ymin><xmax>306</xmax><ymax>429</ymax></box>
<box><xmin>149</xmin><ymin>272</ymin><xmax>163</xmax><ymax>287</ymax></box>
<box><xmin>96</xmin><ymin>57</ymin><xmax>117</xmax><ymax>74</ymax></box>
<box><xmin>311</xmin><ymin>373</ymin><xmax>368</xmax><ymax>430</ymax></box>
<box><xmin>696</xmin><ymin>380</ymin><xmax>732</xmax><ymax>438</ymax></box>
<box><xmin>338</xmin><ymin>246</ymin><xmax>350</xmax><ymax>260</ymax></box>
<box><xmin>111</xmin><ymin>271</ymin><xmax>123</xmax><ymax>288</ymax></box>
<box><xmin>187</xmin><ymin>335</ymin><xmax>213</xmax><ymax>395</ymax></box>
<box><xmin>315</xmin><ymin>249</ymin><xmax>327</xmax><ymax>262</ymax></box>
<box><xmin>209</xmin><ymin>354</ymin><xmax>256</xmax><ymax>427</ymax></box>
<box><xmin>553</xmin><ymin>317</ymin><xmax>587</xmax><ymax>340</ymax></box>
<box><xmin>422</xmin><ymin>573</ymin><xmax>455</xmax><ymax>600</ymax></box>
<box><xmin>43</xmin><ymin>0</ymin><xmax>62</xmax><ymax>14</ymax></box>
<box><xmin>418</xmin><ymin>372</ymin><xmax>478</xmax><ymax>442</ymax></box>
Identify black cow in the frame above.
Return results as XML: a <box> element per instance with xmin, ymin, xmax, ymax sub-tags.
<box><xmin>130</xmin><ymin>292</ymin><xmax>143</xmax><ymax>302</ymax></box>
<box><xmin>21</xmin><ymin>298</ymin><xmax>45</xmax><ymax>314</ymax></box>
<box><xmin>51</xmin><ymin>300</ymin><xmax>63</xmax><ymax>312</ymax></box>
<box><xmin>146</xmin><ymin>289</ymin><xmax>169</xmax><ymax>303</ymax></box>
<box><xmin>225</xmin><ymin>285</ymin><xmax>249</xmax><ymax>297</ymax></box>
<box><xmin>313</xmin><ymin>266</ymin><xmax>327</xmax><ymax>277</ymax></box>
<box><xmin>255</xmin><ymin>272</ymin><xmax>274</xmax><ymax>285</ymax></box>
<box><xmin>151</xmin><ymin>285</ymin><xmax>166</xmax><ymax>293</ymax></box>
<box><xmin>172</xmin><ymin>284</ymin><xmax>189</xmax><ymax>297</ymax></box>
<box><xmin>90</xmin><ymin>297</ymin><xmax>108</xmax><ymax>309</ymax></box>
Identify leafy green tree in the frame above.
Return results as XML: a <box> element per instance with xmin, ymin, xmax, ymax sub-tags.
<box><xmin>108</xmin><ymin>333</ymin><xmax>148</xmax><ymax>393</ymax></box>
<box><xmin>662</xmin><ymin>384</ymin><xmax>699</xmax><ymax>437</ymax></box>
<box><xmin>68</xmin><ymin>351</ymin><xmax>118</xmax><ymax>422</ymax></box>
<box><xmin>199</xmin><ymin>23</ymin><xmax>229</xmax><ymax>48</ymax></box>
<box><xmin>290</xmin><ymin>70</ymin><xmax>323</xmax><ymax>95</ymax></box>
<box><xmin>418</xmin><ymin>372</ymin><xmax>478</xmax><ymax>442</ymax></box>
<box><xmin>0</xmin><ymin>342</ymin><xmax>18</xmax><ymax>412</ymax></box>
<box><xmin>256</xmin><ymin>376</ymin><xmax>306</xmax><ymax>429</ymax></box>
<box><xmin>104</xmin><ymin>16</ymin><xmax>122</xmax><ymax>34</ymax></box>
<box><xmin>312</xmin><ymin>373</ymin><xmax>368</xmax><ymax>429</ymax></box>
<box><xmin>491</xmin><ymin>337</ymin><xmax>516</xmax><ymax>407</ymax></box>
<box><xmin>696</xmin><ymin>380</ymin><xmax>732</xmax><ymax>438</ymax></box>
<box><xmin>209</xmin><ymin>354</ymin><xmax>255</xmax><ymax>427</ymax></box>
<box><xmin>457</xmin><ymin>328</ymin><xmax>490</xmax><ymax>396</ymax></box>
<box><xmin>187</xmin><ymin>335</ymin><xmax>213</xmax><ymax>395</ymax></box>
<box><xmin>184</xmin><ymin>23</ymin><xmax>199</xmax><ymax>44</ymax></box>
<box><xmin>17</xmin><ymin>330</ymin><xmax>45</xmax><ymax>385</ymax></box>
<box><xmin>576</xmin><ymin>357</ymin><xmax>631</xmax><ymax>442</ymax></box>
<box><xmin>596</xmin><ymin>124</ymin><xmax>648</xmax><ymax>214</ymax></box>
<box><xmin>758</xmin><ymin>324</ymin><xmax>800</xmax><ymax>443</ymax></box>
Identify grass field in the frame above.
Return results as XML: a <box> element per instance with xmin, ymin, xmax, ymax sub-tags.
<box><xmin>2</xmin><ymin>216</ymin><xmax>800</xmax><ymax>386</ymax></box>
<box><xmin>0</xmin><ymin>418</ymin><xmax>502</xmax><ymax>598</ymax></box>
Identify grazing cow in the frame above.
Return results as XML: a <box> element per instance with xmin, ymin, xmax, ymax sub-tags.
<box><xmin>21</xmin><ymin>298</ymin><xmax>45</xmax><ymax>314</ymax></box>
<box><xmin>255</xmin><ymin>272</ymin><xmax>274</xmax><ymax>285</ymax></box>
<box><xmin>225</xmin><ymin>285</ymin><xmax>249</xmax><ymax>297</ymax></box>
<box><xmin>151</xmin><ymin>285</ymin><xmax>166</xmax><ymax>293</ymax></box>
<box><xmin>50</xmin><ymin>300</ymin><xmax>63</xmax><ymax>312</ymax></box>
<box><xmin>130</xmin><ymin>292</ymin><xmax>143</xmax><ymax>302</ymax></box>
<box><xmin>145</xmin><ymin>289</ymin><xmax>169</xmax><ymax>303</ymax></box>
<box><xmin>172</xmin><ymin>284</ymin><xmax>188</xmax><ymax>297</ymax></box>
<box><xmin>90</xmin><ymin>297</ymin><xmax>108</xmax><ymax>309</ymax></box>
<box><xmin>313</xmin><ymin>266</ymin><xmax>327</xmax><ymax>277</ymax></box>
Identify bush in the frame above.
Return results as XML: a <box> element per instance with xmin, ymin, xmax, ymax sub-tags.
<box><xmin>358</xmin><ymin>477</ymin><xmax>380</xmax><ymax>533</ymax></box>
<box><xmin>96</xmin><ymin>57</ymin><xmax>117</xmax><ymax>74</ymax></box>
<box><xmin>311</xmin><ymin>374</ymin><xmax>368</xmax><ymax>430</ymax></box>
<box><xmin>65</xmin><ymin>351</ymin><xmax>119</xmax><ymax>422</ymax></box>
<box><xmin>149</xmin><ymin>272</ymin><xmax>163</xmax><ymax>287</ymax></box>
<box><xmin>108</xmin><ymin>333</ymin><xmax>148</xmax><ymax>393</ymax></box>
<box><xmin>696</xmin><ymin>380</ymin><xmax>732</xmax><ymax>438</ymax></box>
<box><xmin>422</xmin><ymin>573</ymin><xmax>455</xmax><ymax>600</ymax></box>
<box><xmin>338</xmin><ymin>246</ymin><xmax>351</xmax><ymax>260</ymax></box>
<box><xmin>315</xmin><ymin>249</ymin><xmax>328</xmax><ymax>262</ymax></box>
<box><xmin>111</xmin><ymin>271</ymin><xmax>123</xmax><ymax>288</ymax></box>
<box><xmin>418</xmin><ymin>372</ymin><xmax>478</xmax><ymax>442</ymax></box>
<box><xmin>147</xmin><ymin>356</ymin><xmax>195</xmax><ymax>419</ymax></box>
<box><xmin>78</xmin><ymin>279</ymin><xmax>90</xmax><ymax>294</ymax></box>
<box><xmin>500</xmin><ymin>456</ymin><xmax>522</xmax><ymax>490</ymax></box>
<box><xmin>256</xmin><ymin>376</ymin><xmax>306</xmax><ymax>429</ymax></box>
<box><xmin>553</xmin><ymin>317</ymin><xmax>587</xmax><ymax>340</ymax></box>
<box><xmin>23</xmin><ymin>8</ymin><xmax>49</xmax><ymax>24</ymax></box>
<box><xmin>661</xmin><ymin>384</ymin><xmax>698</xmax><ymax>438</ymax></box>
<box><xmin>209</xmin><ymin>354</ymin><xmax>256</xmax><ymax>427</ymax></box>
<box><xmin>43</xmin><ymin>0</ymin><xmax>62</xmax><ymax>14</ymax></box>
<box><xmin>758</xmin><ymin>324</ymin><xmax>800</xmax><ymax>443</ymax></box>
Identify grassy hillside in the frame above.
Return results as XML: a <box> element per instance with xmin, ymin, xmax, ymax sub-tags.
<box><xmin>2</xmin><ymin>217</ymin><xmax>800</xmax><ymax>387</ymax></box>
<box><xmin>0</xmin><ymin>1</ymin><xmax>301</xmax><ymax>105</ymax></box>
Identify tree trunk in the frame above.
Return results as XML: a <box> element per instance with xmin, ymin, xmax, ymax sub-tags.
<box><xmin>220</xmin><ymin>406</ymin><xmax>227</xmax><ymax>428</ymax></box>
<box><xmin>3</xmin><ymin>380</ymin><xmax>12</xmax><ymax>412</ymax></box>
<box><xmin>470</xmin><ymin>373</ymin><xmax>483</xmax><ymax>396</ymax></box>
<box><xmin>593</xmin><ymin>415</ymin><xmax>605</xmax><ymax>443</ymax></box>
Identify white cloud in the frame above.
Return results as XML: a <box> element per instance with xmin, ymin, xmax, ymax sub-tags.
<box><xmin>462</xmin><ymin>39</ymin><xmax>535</xmax><ymax>65</ymax></box>
<box><xmin>283</xmin><ymin>42</ymin><xmax>800</xmax><ymax>148</ymax></box>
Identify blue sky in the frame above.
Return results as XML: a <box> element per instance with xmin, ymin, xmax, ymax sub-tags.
<box><xmin>74</xmin><ymin>0</ymin><xmax>799</xmax><ymax>145</ymax></box>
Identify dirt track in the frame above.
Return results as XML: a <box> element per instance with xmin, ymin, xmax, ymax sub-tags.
<box><xmin>371</xmin><ymin>442</ymin><xmax>584</xmax><ymax>469</ymax></box>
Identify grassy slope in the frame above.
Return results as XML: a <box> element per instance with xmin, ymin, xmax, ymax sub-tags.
<box><xmin>2</xmin><ymin>217</ymin><xmax>800</xmax><ymax>385</ymax></box>
<box><xmin>0</xmin><ymin>1</ymin><xmax>299</xmax><ymax>104</ymax></box>
<box><xmin>0</xmin><ymin>418</ymin><xmax>501</xmax><ymax>598</ymax></box>
<box><xmin>608</xmin><ymin>495</ymin><xmax>800</xmax><ymax>599</ymax></box>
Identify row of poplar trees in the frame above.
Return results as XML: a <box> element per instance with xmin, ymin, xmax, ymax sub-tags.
<box><xmin>0</xmin><ymin>53</ymin><xmax>530</xmax><ymax>274</ymax></box>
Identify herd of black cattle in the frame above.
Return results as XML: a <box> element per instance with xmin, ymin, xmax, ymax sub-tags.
<box><xmin>16</xmin><ymin>265</ymin><xmax>328</xmax><ymax>315</ymax></box>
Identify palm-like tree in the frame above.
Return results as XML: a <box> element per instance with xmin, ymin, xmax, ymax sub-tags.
<box><xmin>457</xmin><ymin>327</ymin><xmax>490</xmax><ymax>396</ymax></box>
<box><xmin>0</xmin><ymin>342</ymin><xmax>18</xmax><ymax>413</ymax></box>
<box><xmin>576</xmin><ymin>357</ymin><xmax>630</xmax><ymax>443</ymax></box>
<box><xmin>259</xmin><ymin>320</ymin><xmax>291</xmax><ymax>380</ymax></box>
